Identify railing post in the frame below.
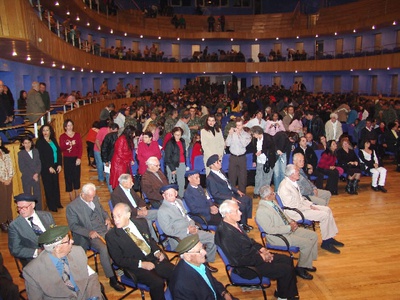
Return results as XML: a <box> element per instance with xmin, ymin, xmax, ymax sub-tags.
<box><xmin>38</xmin><ymin>0</ymin><xmax>42</xmax><ymax>21</ymax></box>
<box><xmin>34</xmin><ymin>123</ymin><xmax>38</xmax><ymax>138</ymax></box>
<box><xmin>63</xmin><ymin>105</ymin><xmax>66</xmax><ymax>113</ymax></box>
<box><xmin>40</xmin><ymin>116</ymin><xmax>45</xmax><ymax>126</ymax></box>
<box><xmin>47</xmin><ymin>111</ymin><xmax>51</xmax><ymax>123</ymax></box>
<box><xmin>57</xmin><ymin>20</ymin><xmax>60</xmax><ymax>37</ymax></box>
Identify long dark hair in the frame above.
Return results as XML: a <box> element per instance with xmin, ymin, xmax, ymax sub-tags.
<box><xmin>38</xmin><ymin>123</ymin><xmax>56</xmax><ymax>141</ymax></box>
<box><xmin>324</xmin><ymin>140</ymin><xmax>337</xmax><ymax>156</ymax></box>
<box><xmin>121</xmin><ymin>125</ymin><xmax>136</xmax><ymax>150</ymax></box>
<box><xmin>203</xmin><ymin>114</ymin><xmax>221</xmax><ymax>132</ymax></box>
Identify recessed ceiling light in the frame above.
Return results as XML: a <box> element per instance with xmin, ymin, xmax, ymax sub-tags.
<box><xmin>177</xmin><ymin>37</ymin><xmax>180</xmax><ymax>41</ymax></box>
<box><xmin>140</xmin><ymin>35</ymin><xmax>143</xmax><ymax>38</ymax></box>
<box><xmin>12</xmin><ymin>51</ymin><xmax>17</xmax><ymax>56</ymax></box>
<box><xmin>353</xmin><ymin>29</ymin><xmax>356</xmax><ymax>33</ymax></box>
<box><xmin>52</xmin><ymin>62</ymin><xmax>56</xmax><ymax>67</ymax></box>
<box><xmin>81</xmin><ymin>68</ymin><xmax>84</xmax><ymax>72</ymax></box>
<box><xmin>86</xmin><ymin>22</ymin><xmax>90</xmax><ymax>26</ymax></box>
<box><xmin>40</xmin><ymin>60</ymin><xmax>44</xmax><ymax>64</ymax></box>
<box><xmin>393</xmin><ymin>21</ymin><xmax>397</xmax><ymax>25</ymax></box>
<box><xmin>76</xmin><ymin>15</ymin><xmax>80</xmax><ymax>21</ymax></box>
<box><xmin>276</xmin><ymin>37</ymin><xmax>279</xmax><ymax>40</ymax></box>
<box><xmin>61</xmin><ymin>65</ymin><xmax>65</xmax><ymax>69</ymax></box>
<box><xmin>110</xmin><ymin>29</ymin><xmax>113</xmax><ymax>34</ymax></box>
<box><xmin>126</xmin><ymin>72</ymin><xmax>129</xmax><ymax>74</ymax></box>
<box><xmin>124</xmin><ymin>33</ymin><xmax>127</xmax><ymax>36</ymax></box>
<box><xmin>66</xmin><ymin>10</ymin><xmax>70</xmax><ymax>15</ymax></box>
<box><xmin>72</xmin><ymin>67</ymin><xmax>75</xmax><ymax>71</ymax></box>
<box><xmin>26</xmin><ymin>55</ymin><xmax>31</xmax><ymax>61</ymax></box>
<box><xmin>372</xmin><ymin>25</ymin><xmax>375</xmax><ymax>29</ymax></box>
<box><xmin>158</xmin><ymin>36</ymin><xmax>161</xmax><ymax>40</ymax></box>
<box><xmin>98</xmin><ymin>26</ymin><xmax>101</xmax><ymax>30</ymax></box>
<box><xmin>55</xmin><ymin>1</ymin><xmax>59</xmax><ymax>6</ymax></box>
<box><xmin>113</xmin><ymin>71</ymin><xmax>116</xmax><ymax>74</ymax></box>
<box><xmin>100</xmin><ymin>70</ymin><xmax>104</xmax><ymax>73</ymax></box>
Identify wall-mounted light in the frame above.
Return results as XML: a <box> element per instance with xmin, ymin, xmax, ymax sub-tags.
<box><xmin>159</xmin><ymin>72</ymin><xmax>162</xmax><ymax>74</ymax></box>
<box><xmin>113</xmin><ymin>71</ymin><xmax>116</xmax><ymax>74</ymax></box>
<box><xmin>393</xmin><ymin>21</ymin><xmax>397</xmax><ymax>25</ymax></box>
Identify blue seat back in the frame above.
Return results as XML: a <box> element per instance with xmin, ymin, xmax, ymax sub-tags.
<box><xmin>221</xmin><ymin>154</ymin><xmax>230</xmax><ymax>172</ymax></box>
<box><xmin>193</xmin><ymin>155</ymin><xmax>206</xmax><ymax>174</ymax></box>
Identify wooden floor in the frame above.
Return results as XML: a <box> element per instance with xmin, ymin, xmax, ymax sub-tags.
<box><xmin>2</xmin><ymin>152</ymin><xmax>400</xmax><ymax>300</ymax></box>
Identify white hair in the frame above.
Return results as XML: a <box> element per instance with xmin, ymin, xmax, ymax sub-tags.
<box><xmin>118</xmin><ymin>173</ymin><xmax>131</xmax><ymax>184</ymax></box>
<box><xmin>219</xmin><ymin>200</ymin><xmax>237</xmax><ymax>218</ymax></box>
<box><xmin>285</xmin><ymin>164</ymin><xmax>297</xmax><ymax>177</ymax></box>
<box><xmin>81</xmin><ymin>183</ymin><xmax>96</xmax><ymax>195</ymax></box>
<box><xmin>146</xmin><ymin>156</ymin><xmax>159</xmax><ymax>166</ymax></box>
<box><xmin>259</xmin><ymin>185</ymin><xmax>273</xmax><ymax>199</ymax></box>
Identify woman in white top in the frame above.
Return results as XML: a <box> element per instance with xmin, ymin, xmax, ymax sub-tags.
<box><xmin>265</xmin><ymin>112</ymin><xmax>285</xmax><ymax>136</ymax></box>
<box><xmin>288</xmin><ymin>110</ymin><xmax>304</xmax><ymax>137</ymax></box>
<box><xmin>325</xmin><ymin>112</ymin><xmax>343</xmax><ymax>142</ymax></box>
<box><xmin>358</xmin><ymin>140</ymin><xmax>387</xmax><ymax>193</ymax></box>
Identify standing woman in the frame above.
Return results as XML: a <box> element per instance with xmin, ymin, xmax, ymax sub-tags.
<box><xmin>317</xmin><ymin>140</ymin><xmax>340</xmax><ymax>195</ymax></box>
<box><xmin>36</xmin><ymin>124</ymin><xmax>62</xmax><ymax>212</ymax></box>
<box><xmin>200</xmin><ymin>115</ymin><xmax>225</xmax><ymax>175</ymax></box>
<box><xmin>18</xmin><ymin>136</ymin><xmax>42</xmax><ymax>209</ymax></box>
<box><xmin>337</xmin><ymin>137</ymin><xmax>361</xmax><ymax>195</ymax></box>
<box><xmin>17</xmin><ymin>90</ymin><xmax>27</xmax><ymax>110</ymax></box>
<box><xmin>0</xmin><ymin>136</ymin><xmax>14</xmax><ymax>232</ymax></box>
<box><xmin>110</xmin><ymin>125</ymin><xmax>136</xmax><ymax>189</ymax></box>
<box><xmin>137</xmin><ymin>131</ymin><xmax>162</xmax><ymax>175</ymax></box>
<box><xmin>288</xmin><ymin>110</ymin><xmax>304</xmax><ymax>137</ymax></box>
<box><xmin>59</xmin><ymin>119</ymin><xmax>82</xmax><ymax>201</ymax></box>
<box><xmin>164</xmin><ymin>127</ymin><xmax>187</xmax><ymax>197</ymax></box>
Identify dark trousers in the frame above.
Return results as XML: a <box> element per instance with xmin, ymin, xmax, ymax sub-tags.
<box><xmin>228</xmin><ymin>155</ymin><xmax>247</xmax><ymax>192</ymax></box>
<box><xmin>133</xmin><ymin>260</ymin><xmax>174</xmax><ymax>300</ymax></box>
<box><xmin>235</xmin><ymin>193</ymin><xmax>253</xmax><ymax>225</ymax></box>
<box><xmin>317</xmin><ymin>167</ymin><xmax>339</xmax><ymax>194</ymax></box>
<box><xmin>312</xmin><ymin>169</ymin><xmax>325</xmax><ymax>189</ymax></box>
<box><xmin>41</xmin><ymin>170</ymin><xmax>61</xmax><ymax>211</ymax></box>
<box><xmin>63</xmin><ymin>156</ymin><xmax>81</xmax><ymax>192</ymax></box>
<box><xmin>255</xmin><ymin>254</ymin><xmax>298</xmax><ymax>299</ymax></box>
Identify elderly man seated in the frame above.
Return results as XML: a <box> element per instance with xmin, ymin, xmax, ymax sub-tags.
<box><xmin>141</xmin><ymin>157</ymin><xmax>169</xmax><ymax>209</ymax></box>
<box><xmin>184</xmin><ymin>169</ymin><xmax>222</xmax><ymax>226</ymax></box>
<box><xmin>256</xmin><ymin>185</ymin><xmax>318</xmax><ymax>280</ymax></box>
<box><xmin>111</xmin><ymin>173</ymin><xmax>158</xmax><ymax>240</ymax></box>
<box><xmin>157</xmin><ymin>184</ymin><xmax>218</xmax><ymax>273</ymax></box>
<box><xmin>106</xmin><ymin>203</ymin><xmax>174</xmax><ymax>300</ymax></box>
<box><xmin>23</xmin><ymin>226</ymin><xmax>102</xmax><ymax>300</ymax></box>
<box><xmin>292</xmin><ymin>152</ymin><xmax>331</xmax><ymax>206</ymax></box>
<box><xmin>278</xmin><ymin>165</ymin><xmax>344</xmax><ymax>254</ymax></box>
<box><xmin>215</xmin><ymin>200</ymin><xmax>299</xmax><ymax>300</ymax></box>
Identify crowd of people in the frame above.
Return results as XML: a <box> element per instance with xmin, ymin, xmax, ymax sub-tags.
<box><xmin>1</xmin><ymin>77</ymin><xmax>400</xmax><ymax>299</ymax></box>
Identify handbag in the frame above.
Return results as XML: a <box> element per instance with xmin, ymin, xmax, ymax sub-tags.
<box><xmin>263</xmin><ymin>159</ymin><xmax>271</xmax><ymax>173</ymax></box>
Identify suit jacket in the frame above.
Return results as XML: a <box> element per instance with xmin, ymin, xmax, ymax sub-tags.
<box><xmin>277</xmin><ymin>177</ymin><xmax>314</xmax><ymax>221</ymax></box>
<box><xmin>111</xmin><ymin>185</ymin><xmax>146</xmax><ymax>217</ymax></box>
<box><xmin>105</xmin><ymin>218</ymin><xmax>161</xmax><ymax>273</ymax></box>
<box><xmin>215</xmin><ymin>221</ymin><xmax>264</xmax><ymax>279</ymax></box>
<box><xmin>66</xmin><ymin>196</ymin><xmax>110</xmax><ymax>250</ymax></box>
<box><xmin>170</xmin><ymin>259</ymin><xmax>225</xmax><ymax>300</ymax></box>
<box><xmin>23</xmin><ymin>246</ymin><xmax>102</xmax><ymax>300</ymax></box>
<box><xmin>36</xmin><ymin>137</ymin><xmax>62</xmax><ymax>171</ymax></box>
<box><xmin>256</xmin><ymin>200</ymin><xmax>292</xmax><ymax>235</ymax></box>
<box><xmin>26</xmin><ymin>89</ymin><xmax>46</xmax><ymax>123</ymax></box>
<box><xmin>157</xmin><ymin>199</ymin><xmax>194</xmax><ymax>249</ymax></box>
<box><xmin>18</xmin><ymin>148</ymin><xmax>42</xmax><ymax>183</ymax></box>
<box><xmin>141</xmin><ymin>169</ymin><xmax>168</xmax><ymax>205</ymax></box>
<box><xmin>184</xmin><ymin>184</ymin><xmax>214</xmax><ymax>221</ymax></box>
<box><xmin>8</xmin><ymin>211</ymin><xmax>55</xmax><ymax>263</ymax></box>
<box><xmin>206</xmin><ymin>170</ymin><xmax>238</xmax><ymax>204</ymax></box>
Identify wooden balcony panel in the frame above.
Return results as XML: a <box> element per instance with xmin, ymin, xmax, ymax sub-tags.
<box><xmin>0</xmin><ymin>0</ymin><xmax>27</xmax><ymax>38</ymax></box>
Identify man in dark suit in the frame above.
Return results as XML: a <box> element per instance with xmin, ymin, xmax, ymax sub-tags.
<box><xmin>184</xmin><ymin>170</ymin><xmax>222</xmax><ymax>226</ymax></box>
<box><xmin>206</xmin><ymin>154</ymin><xmax>253</xmax><ymax>232</ymax></box>
<box><xmin>8</xmin><ymin>194</ymin><xmax>55</xmax><ymax>267</ymax></box>
<box><xmin>66</xmin><ymin>183</ymin><xmax>124</xmax><ymax>291</ymax></box>
<box><xmin>215</xmin><ymin>200</ymin><xmax>299</xmax><ymax>300</ymax></box>
<box><xmin>170</xmin><ymin>235</ymin><xmax>235</xmax><ymax>300</ymax></box>
<box><xmin>111</xmin><ymin>173</ymin><xmax>158</xmax><ymax>240</ymax></box>
<box><xmin>106</xmin><ymin>203</ymin><xmax>174</xmax><ymax>300</ymax></box>
<box><xmin>141</xmin><ymin>156</ymin><xmax>169</xmax><ymax>208</ymax></box>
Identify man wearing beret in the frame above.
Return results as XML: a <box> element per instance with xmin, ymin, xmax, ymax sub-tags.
<box><xmin>206</xmin><ymin>154</ymin><xmax>253</xmax><ymax>232</ymax></box>
<box><xmin>23</xmin><ymin>226</ymin><xmax>103</xmax><ymax>300</ymax></box>
<box><xmin>8</xmin><ymin>193</ymin><xmax>55</xmax><ymax>267</ymax></box>
<box><xmin>66</xmin><ymin>183</ymin><xmax>124</xmax><ymax>291</ymax></box>
<box><xmin>106</xmin><ymin>203</ymin><xmax>174</xmax><ymax>300</ymax></box>
<box><xmin>184</xmin><ymin>169</ymin><xmax>222</xmax><ymax>226</ymax></box>
<box><xmin>170</xmin><ymin>235</ymin><xmax>236</xmax><ymax>300</ymax></box>
<box><xmin>157</xmin><ymin>184</ymin><xmax>218</xmax><ymax>273</ymax></box>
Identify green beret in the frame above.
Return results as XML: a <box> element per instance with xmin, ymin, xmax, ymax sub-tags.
<box><xmin>175</xmin><ymin>234</ymin><xmax>200</xmax><ymax>254</ymax></box>
<box><xmin>38</xmin><ymin>226</ymin><xmax>69</xmax><ymax>245</ymax></box>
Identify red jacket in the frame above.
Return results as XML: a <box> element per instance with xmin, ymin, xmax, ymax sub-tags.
<box><xmin>137</xmin><ymin>141</ymin><xmax>162</xmax><ymax>175</ymax></box>
<box><xmin>110</xmin><ymin>136</ymin><xmax>134</xmax><ymax>189</ymax></box>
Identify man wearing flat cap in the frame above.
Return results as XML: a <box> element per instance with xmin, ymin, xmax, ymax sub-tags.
<box><xmin>170</xmin><ymin>235</ymin><xmax>236</xmax><ymax>300</ymax></box>
<box><xmin>23</xmin><ymin>226</ymin><xmax>103</xmax><ymax>300</ymax></box>
<box><xmin>8</xmin><ymin>193</ymin><xmax>55</xmax><ymax>267</ymax></box>
<box><xmin>157</xmin><ymin>184</ymin><xmax>218</xmax><ymax>273</ymax></box>
<box><xmin>184</xmin><ymin>169</ymin><xmax>222</xmax><ymax>226</ymax></box>
<box><xmin>206</xmin><ymin>154</ymin><xmax>253</xmax><ymax>232</ymax></box>
<box><xmin>106</xmin><ymin>203</ymin><xmax>174</xmax><ymax>300</ymax></box>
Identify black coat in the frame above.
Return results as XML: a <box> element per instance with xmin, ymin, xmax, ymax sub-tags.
<box><xmin>164</xmin><ymin>138</ymin><xmax>186</xmax><ymax>172</ymax></box>
<box><xmin>251</xmin><ymin>133</ymin><xmax>276</xmax><ymax>169</ymax></box>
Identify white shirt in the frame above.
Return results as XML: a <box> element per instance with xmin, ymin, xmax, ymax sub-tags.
<box><xmin>256</xmin><ymin>137</ymin><xmax>267</xmax><ymax>164</ymax></box>
<box><xmin>120</xmin><ymin>185</ymin><xmax>137</xmax><ymax>208</ymax></box>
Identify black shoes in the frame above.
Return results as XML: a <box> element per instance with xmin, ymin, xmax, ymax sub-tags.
<box><xmin>0</xmin><ymin>222</ymin><xmax>8</xmax><ymax>232</ymax></box>
<box><xmin>205</xmin><ymin>263</ymin><xmax>218</xmax><ymax>273</ymax></box>
<box><xmin>109</xmin><ymin>280</ymin><xmax>126</xmax><ymax>292</ymax></box>
<box><xmin>371</xmin><ymin>186</ymin><xmax>379</xmax><ymax>191</ymax></box>
<box><xmin>321</xmin><ymin>241</ymin><xmax>340</xmax><ymax>254</ymax></box>
<box><xmin>330</xmin><ymin>238</ymin><xmax>344</xmax><ymax>247</ymax></box>
<box><xmin>253</xmin><ymin>193</ymin><xmax>260</xmax><ymax>199</ymax></box>
<box><xmin>304</xmin><ymin>266</ymin><xmax>317</xmax><ymax>272</ymax></box>
<box><xmin>378</xmin><ymin>186</ymin><xmax>387</xmax><ymax>193</ymax></box>
<box><xmin>295</xmin><ymin>267</ymin><xmax>313</xmax><ymax>280</ymax></box>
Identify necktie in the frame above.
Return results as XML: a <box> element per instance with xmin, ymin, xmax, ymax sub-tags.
<box><xmin>173</xmin><ymin>202</ymin><xmax>192</xmax><ymax>222</ymax></box>
<box><xmin>28</xmin><ymin>216</ymin><xmax>43</xmax><ymax>235</ymax></box>
<box><xmin>61</xmin><ymin>258</ymin><xmax>76</xmax><ymax>292</ymax></box>
<box><xmin>124</xmin><ymin>227</ymin><xmax>151</xmax><ymax>255</ymax></box>
<box><xmin>271</xmin><ymin>202</ymin><xmax>290</xmax><ymax>225</ymax></box>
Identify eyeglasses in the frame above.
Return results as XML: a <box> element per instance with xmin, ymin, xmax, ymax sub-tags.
<box><xmin>59</xmin><ymin>236</ymin><xmax>71</xmax><ymax>245</ymax></box>
<box><xmin>17</xmin><ymin>203</ymin><xmax>33</xmax><ymax>211</ymax></box>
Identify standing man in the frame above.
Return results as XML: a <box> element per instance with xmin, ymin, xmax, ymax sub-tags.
<box><xmin>170</xmin><ymin>235</ymin><xmax>235</xmax><ymax>300</ymax></box>
<box><xmin>39</xmin><ymin>82</ymin><xmax>51</xmax><ymax>111</ymax></box>
<box><xmin>215</xmin><ymin>200</ymin><xmax>299</xmax><ymax>300</ymax></box>
<box><xmin>66</xmin><ymin>183</ymin><xmax>125</xmax><ymax>291</ymax></box>
<box><xmin>111</xmin><ymin>174</ymin><xmax>158</xmax><ymax>240</ymax></box>
<box><xmin>157</xmin><ymin>184</ymin><xmax>218</xmax><ymax>273</ymax></box>
<box><xmin>106</xmin><ymin>203</ymin><xmax>174</xmax><ymax>300</ymax></box>
<box><xmin>99</xmin><ymin>103</ymin><xmax>115</xmax><ymax>125</ymax></box>
<box><xmin>225</xmin><ymin>117</ymin><xmax>252</xmax><ymax>192</ymax></box>
<box><xmin>187</xmin><ymin>105</ymin><xmax>201</xmax><ymax>137</ymax></box>
<box><xmin>256</xmin><ymin>185</ymin><xmax>318</xmax><ymax>280</ymax></box>
<box><xmin>174</xmin><ymin>110</ymin><xmax>191</xmax><ymax>152</ymax></box>
<box><xmin>304</xmin><ymin>111</ymin><xmax>324</xmax><ymax>142</ymax></box>
<box><xmin>8</xmin><ymin>194</ymin><xmax>55</xmax><ymax>267</ymax></box>
<box><xmin>278</xmin><ymin>165</ymin><xmax>343</xmax><ymax>254</ymax></box>
<box><xmin>23</xmin><ymin>226</ymin><xmax>103</xmax><ymax>300</ymax></box>
<box><xmin>206</xmin><ymin>154</ymin><xmax>253</xmax><ymax>232</ymax></box>
<box><xmin>26</xmin><ymin>81</ymin><xmax>46</xmax><ymax>123</ymax></box>
<box><xmin>141</xmin><ymin>157</ymin><xmax>169</xmax><ymax>209</ymax></box>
